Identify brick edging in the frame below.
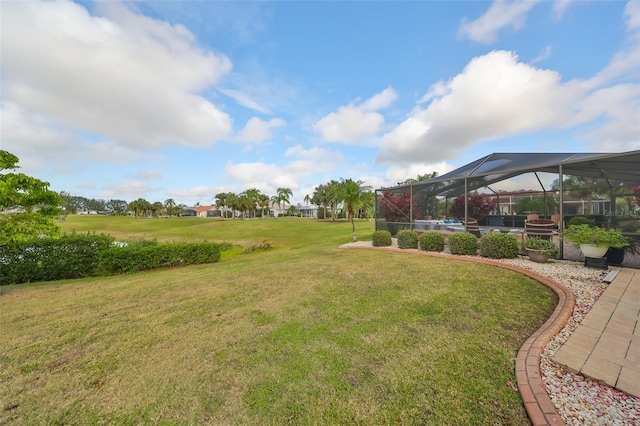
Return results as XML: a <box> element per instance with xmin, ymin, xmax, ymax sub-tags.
<box><xmin>342</xmin><ymin>245</ymin><xmax>575</xmax><ymax>426</ymax></box>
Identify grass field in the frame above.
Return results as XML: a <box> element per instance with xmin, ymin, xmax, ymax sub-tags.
<box><xmin>0</xmin><ymin>216</ymin><xmax>557</xmax><ymax>425</ymax></box>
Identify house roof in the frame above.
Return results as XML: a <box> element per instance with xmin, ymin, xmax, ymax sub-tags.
<box><xmin>379</xmin><ymin>151</ymin><xmax>640</xmax><ymax>198</ymax></box>
<box><xmin>193</xmin><ymin>205</ymin><xmax>216</xmax><ymax>212</ymax></box>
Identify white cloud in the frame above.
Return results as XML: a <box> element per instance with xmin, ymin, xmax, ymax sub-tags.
<box><xmin>314</xmin><ymin>88</ymin><xmax>397</xmax><ymax>143</ymax></box>
<box><xmin>377</xmin><ymin>47</ymin><xmax>640</xmax><ymax>165</ymax></box>
<box><xmin>285</xmin><ymin>144</ymin><xmax>345</xmax><ymax>162</ymax></box>
<box><xmin>385</xmin><ymin>162</ymin><xmax>454</xmax><ymax>187</ymax></box>
<box><xmin>360</xmin><ymin>87</ymin><xmax>398</xmax><ymax>111</ymax></box>
<box><xmin>458</xmin><ymin>0</ymin><xmax>539</xmax><ymax>44</ymax></box>
<box><xmin>552</xmin><ymin>0</ymin><xmax>576</xmax><ymax>19</ymax></box>
<box><xmin>530</xmin><ymin>45</ymin><xmax>552</xmax><ymax>64</ymax></box>
<box><xmin>1</xmin><ymin>0</ymin><xmax>233</xmax><ymax>151</ymax></box>
<box><xmin>236</xmin><ymin>117</ymin><xmax>286</xmax><ymax>143</ymax></box>
<box><xmin>102</xmin><ymin>181</ymin><xmax>153</xmax><ymax>201</ymax></box>
<box><xmin>165</xmin><ymin>186</ymin><xmax>219</xmax><ymax>204</ymax></box>
<box><xmin>626</xmin><ymin>1</ymin><xmax>640</xmax><ymax>31</ymax></box>
<box><xmin>134</xmin><ymin>169</ymin><xmax>163</xmax><ymax>180</ymax></box>
<box><xmin>224</xmin><ymin>153</ymin><xmax>340</xmax><ymax>196</ymax></box>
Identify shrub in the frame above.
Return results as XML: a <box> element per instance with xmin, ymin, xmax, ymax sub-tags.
<box><xmin>522</xmin><ymin>238</ymin><xmax>558</xmax><ymax>258</ymax></box>
<box><xmin>372</xmin><ymin>230</ymin><xmax>392</xmax><ymax>247</ymax></box>
<box><xmin>396</xmin><ymin>230</ymin><xmax>419</xmax><ymax>249</ymax></box>
<box><xmin>419</xmin><ymin>231</ymin><xmax>445</xmax><ymax>252</ymax></box>
<box><xmin>96</xmin><ymin>241</ymin><xmax>221</xmax><ymax>275</ymax></box>
<box><xmin>242</xmin><ymin>239</ymin><xmax>272</xmax><ymax>254</ymax></box>
<box><xmin>0</xmin><ymin>233</ymin><xmax>114</xmax><ymax>285</ymax></box>
<box><xmin>568</xmin><ymin>216</ymin><xmax>596</xmax><ymax>227</ymax></box>
<box><xmin>448</xmin><ymin>232</ymin><xmax>478</xmax><ymax>255</ymax></box>
<box><xmin>479</xmin><ymin>233</ymin><xmax>518</xmax><ymax>258</ymax></box>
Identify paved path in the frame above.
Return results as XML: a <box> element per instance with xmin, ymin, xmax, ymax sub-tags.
<box><xmin>552</xmin><ymin>268</ymin><xmax>640</xmax><ymax>398</ymax></box>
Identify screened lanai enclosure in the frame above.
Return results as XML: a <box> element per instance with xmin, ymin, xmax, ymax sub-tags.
<box><xmin>375</xmin><ymin>151</ymin><xmax>640</xmax><ymax>264</ymax></box>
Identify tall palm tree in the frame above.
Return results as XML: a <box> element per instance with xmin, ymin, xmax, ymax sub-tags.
<box><xmin>341</xmin><ymin>178</ymin><xmax>371</xmax><ymax>241</ymax></box>
<box><xmin>164</xmin><ymin>198</ymin><xmax>177</xmax><ymax>217</ymax></box>
<box><xmin>258</xmin><ymin>194</ymin><xmax>270</xmax><ymax>218</ymax></box>
<box><xmin>312</xmin><ymin>183</ymin><xmax>330</xmax><ymax>219</ymax></box>
<box><xmin>276</xmin><ymin>187</ymin><xmax>292</xmax><ymax>215</ymax></box>
<box><xmin>215</xmin><ymin>192</ymin><xmax>228</xmax><ymax>219</ymax></box>
<box><xmin>326</xmin><ymin>180</ymin><xmax>342</xmax><ymax>221</ymax></box>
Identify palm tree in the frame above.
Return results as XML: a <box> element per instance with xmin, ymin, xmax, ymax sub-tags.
<box><xmin>258</xmin><ymin>194</ymin><xmax>270</xmax><ymax>218</ymax></box>
<box><xmin>151</xmin><ymin>201</ymin><xmax>164</xmax><ymax>217</ymax></box>
<box><xmin>276</xmin><ymin>187</ymin><xmax>292</xmax><ymax>215</ymax></box>
<box><xmin>215</xmin><ymin>192</ymin><xmax>228</xmax><ymax>219</ymax></box>
<box><xmin>341</xmin><ymin>178</ymin><xmax>371</xmax><ymax>241</ymax></box>
<box><xmin>243</xmin><ymin>188</ymin><xmax>261</xmax><ymax>219</ymax></box>
<box><xmin>227</xmin><ymin>193</ymin><xmax>239</xmax><ymax>220</ymax></box>
<box><xmin>311</xmin><ymin>184</ymin><xmax>330</xmax><ymax>219</ymax></box>
<box><xmin>164</xmin><ymin>198</ymin><xmax>177</xmax><ymax>217</ymax></box>
<box><xmin>552</xmin><ymin>176</ymin><xmax>609</xmax><ymax>215</ymax></box>
<box><xmin>326</xmin><ymin>180</ymin><xmax>342</xmax><ymax>221</ymax></box>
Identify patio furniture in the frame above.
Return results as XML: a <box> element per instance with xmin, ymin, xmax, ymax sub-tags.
<box><xmin>464</xmin><ymin>217</ymin><xmax>481</xmax><ymax>238</ymax></box>
<box><xmin>525</xmin><ymin>219</ymin><xmax>556</xmax><ymax>240</ymax></box>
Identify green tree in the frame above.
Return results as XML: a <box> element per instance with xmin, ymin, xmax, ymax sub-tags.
<box><xmin>341</xmin><ymin>178</ymin><xmax>371</xmax><ymax>241</ymax></box>
<box><xmin>311</xmin><ymin>184</ymin><xmax>331</xmax><ymax>219</ymax></box>
<box><xmin>326</xmin><ymin>180</ymin><xmax>343</xmax><ymax>222</ymax></box>
<box><xmin>276</xmin><ymin>187</ymin><xmax>293</xmax><ymax>216</ymax></box>
<box><xmin>552</xmin><ymin>176</ymin><xmax>609</xmax><ymax>215</ymax></box>
<box><xmin>0</xmin><ymin>150</ymin><xmax>64</xmax><ymax>243</ymax></box>
<box><xmin>258</xmin><ymin>193</ymin><xmax>270</xmax><ymax>218</ymax></box>
<box><xmin>128</xmin><ymin>198</ymin><xmax>152</xmax><ymax>218</ymax></box>
<box><xmin>215</xmin><ymin>192</ymin><xmax>228</xmax><ymax>219</ymax></box>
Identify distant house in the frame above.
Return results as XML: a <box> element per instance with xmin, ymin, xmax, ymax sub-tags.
<box><xmin>193</xmin><ymin>205</ymin><xmax>218</xmax><ymax>218</ymax></box>
<box><xmin>297</xmin><ymin>204</ymin><xmax>319</xmax><ymax>218</ymax></box>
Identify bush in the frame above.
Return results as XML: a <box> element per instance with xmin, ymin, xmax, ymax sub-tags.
<box><xmin>448</xmin><ymin>232</ymin><xmax>478</xmax><ymax>255</ymax></box>
<box><xmin>396</xmin><ymin>230</ymin><xmax>419</xmax><ymax>249</ymax></box>
<box><xmin>242</xmin><ymin>239</ymin><xmax>272</xmax><ymax>254</ymax></box>
<box><xmin>522</xmin><ymin>237</ymin><xmax>558</xmax><ymax>258</ymax></box>
<box><xmin>568</xmin><ymin>216</ymin><xmax>596</xmax><ymax>227</ymax></box>
<box><xmin>0</xmin><ymin>233</ymin><xmax>115</xmax><ymax>285</ymax></box>
<box><xmin>96</xmin><ymin>241</ymin><xmax>221</xmax><ymax>275</ymax></box>
<box><xmin>419</xmin><ymin>231</ymin><xmax>445</xmax><ymax>252</ymax></box>
<box><xmin>479</xmin><ymin>233</ymin><xmax>518</xmax><ymax>259</ymax></box>
<box><xmin>372</xmin><ymin>230</ymin><xmax>392</xmax><ymax>247</ymax></box>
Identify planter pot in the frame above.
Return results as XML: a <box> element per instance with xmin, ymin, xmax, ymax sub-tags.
<box><xmin>579</xmin><ymin>244</ymin><xmax>609</xmax><ymax>258</ymax></box>
<box><xmin>527</xmin><ymin>249</ymin><xmax>549</xmax><ymax>263</ymax></box>
<box><xmin>605</xmin><ymin>247</ymin><xmax>625</xmax><ymax>265</ymax></box>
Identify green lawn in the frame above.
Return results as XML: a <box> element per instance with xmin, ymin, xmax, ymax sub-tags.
<box><xmin>0</xmin><ymin>216</ymin><xmax>557</xmax><ymax>425</ymax></box>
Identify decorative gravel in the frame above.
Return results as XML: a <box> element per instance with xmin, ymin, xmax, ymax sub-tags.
<box><xmin>346</xmin><ymin>241</ymin><xmax>640</xmax><ymax>424</ymax></box>
<box><xmin>463</xmin><ymin>255</ymin><xmax>640</xmax><ymax>425</ymax></box>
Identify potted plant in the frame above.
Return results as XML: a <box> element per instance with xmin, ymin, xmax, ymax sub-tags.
<box><xmin>562</xmin><ymin>224</ymin><xmax>629</xmax><ymax>258</ymax></box>
<box><xmin>522</xmin><ymin>238</ymin><xmax>558</xmax><ymax>263</ymax></box>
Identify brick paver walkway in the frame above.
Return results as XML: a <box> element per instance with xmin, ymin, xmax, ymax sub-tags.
<box><xmin>552</xmin><ymin>268</ymin><xmax>640</xmax><ymax>398</ymax></box>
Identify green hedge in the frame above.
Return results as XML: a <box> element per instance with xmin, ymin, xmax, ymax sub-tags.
<box><xmin>372</xmin><ymin>230</ymin><xmax>392</xmax><ymax>247</ymax></box>
<box><xmin>96</xmin><ymin>241</ymin><xmax>221</xmax><ymax>275</ymax></box>
<box><xmin>419</xmin><ymin>231</ymin><xmax>445</xmax><ymax>252</ymax></box>
<box><xmin>396</xmin><ymin>230</ymin><xmax>419</xmax><ymax>249</ymax></box>
<box><xmin>0</xmin><ymin>235</ymin><xmax>222</xmax><ymax>285</ymax></box>
<box><xmin>448</xmin><ymin>232</ymin><xmax>478</xmax><ymax>255</ymax></box>
<box><xmin>479</xmin><ymin>233</ymin><xmax>519</xmax><ymax>259</ymax></box>
<box><xmin>0</xmin><ymin>234</ymin><xmax>114</xmax><ymax>284</ymax></box>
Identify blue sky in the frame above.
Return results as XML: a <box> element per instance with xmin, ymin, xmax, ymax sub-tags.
<box><xmin>2</xmin><ymin>0</ymin><xmax>639</xmax><ymax>206</ymax></box>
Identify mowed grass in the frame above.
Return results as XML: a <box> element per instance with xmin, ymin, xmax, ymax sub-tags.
<box><xmin>0</xmin><ymin>216</ymin><xmax>557</xmax><ymax>425</ymax></box>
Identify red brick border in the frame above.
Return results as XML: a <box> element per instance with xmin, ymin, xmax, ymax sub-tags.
<box><xmin>343</xmin><ymin>245</ymin><xmax>575</xmax><ymax>426</ymax></box>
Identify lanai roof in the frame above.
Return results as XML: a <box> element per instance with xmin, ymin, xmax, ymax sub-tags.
<box><xmin>381</xmin><ymin>151</ymin><xmax>640</xmax><ymax>198</ymax></box>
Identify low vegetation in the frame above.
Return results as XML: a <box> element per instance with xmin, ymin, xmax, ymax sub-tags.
<box><xmin>0</xmin><ymin>217</ymin><xmax>557</xmax><ymax>425</ymax></box>
<box><xmin>396</xmin><ymin>229</ymin><xmax>419</xmax><ymax>249</ymax></box>
<box><xmin>448</xmin><ymin>232</ymin><xmax>479</xmax><ymax>255</ymax></box>
<box><xmin>419</xmin><ymin>231</ymin><xmax>445</xmax><ymax>252</ymax></box>
<box><xmin>372</xmin><ymin>230</ymin><xmax>392</xmax><ymax>247</ymax></box>
<box><xmin>479</xmin><ymin>233</ymin><xmax>519</xmax><ymax>259</ymax></box>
